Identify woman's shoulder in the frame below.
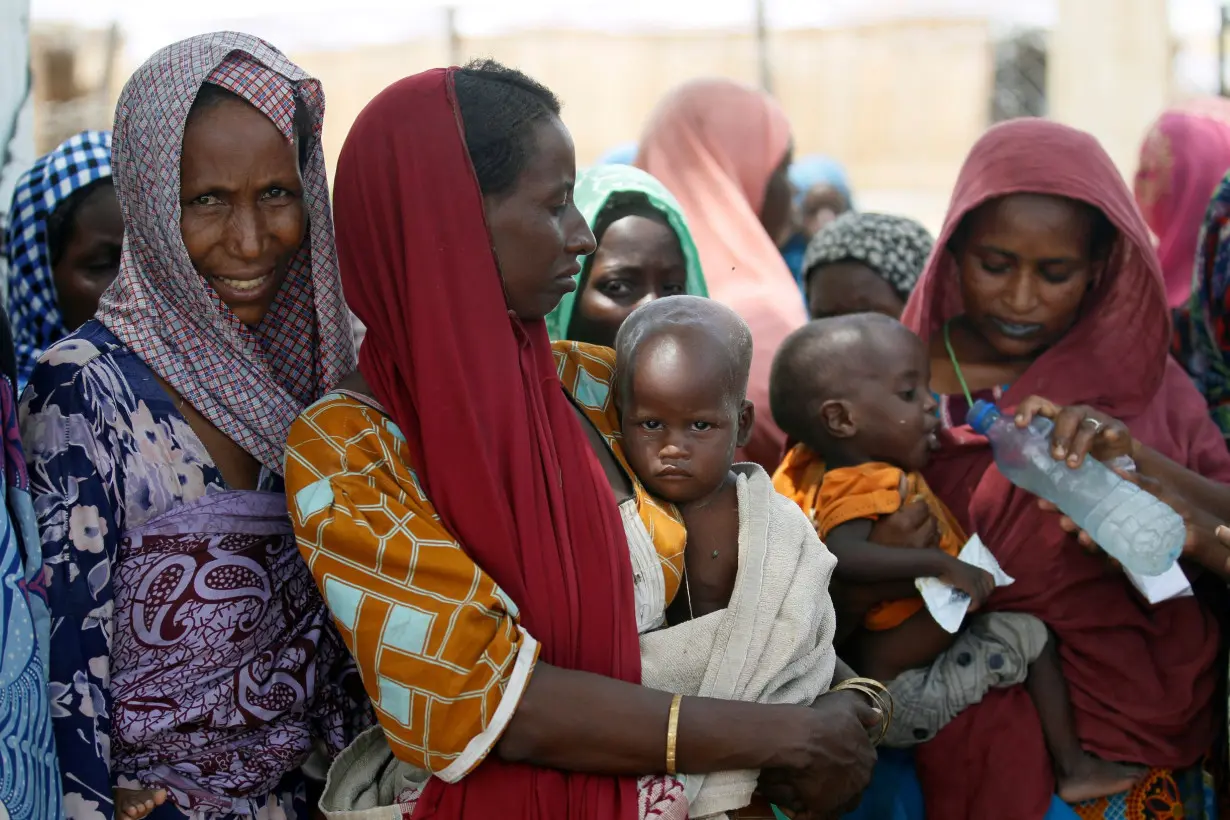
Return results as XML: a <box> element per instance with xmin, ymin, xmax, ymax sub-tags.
<box><xmin>24</xmin><ymin>322</ymin><xmax>139</xmax><ymax>414</ymax></box>
<box><xmin>288</xmin><ymin>391</ymin><xmax>416</xmax><ymax>480</ymax></box>
<box><xmin>551</xmin><ymin>340</ymin><xmax>617</xmax><ymax>381</ymax></box>
<box><xmin>551</xmin><ymin>340</ymin><xmax>619</xmax><ymax>432</ymax></box>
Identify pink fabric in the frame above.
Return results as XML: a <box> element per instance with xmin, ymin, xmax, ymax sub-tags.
<box><xmin>1134</xmin><ymin>98</ymin><xmax>1230</xmax><ymax>308</ymax></box>
<box><xmin>902</xmin><ymin>118</ymin><xmax>1230</xmax><ymax>820</ymax></box>
<box><xmin>636</xmin><ymin>79</ymin><xmax>806</xmax><ymax>470</ymax></box>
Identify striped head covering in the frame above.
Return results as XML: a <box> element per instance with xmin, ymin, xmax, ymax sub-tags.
<box><xmin>3</xmin><ymin>130</ymin><xmax>112</xmax><ymax>389</ymax></box>
<box><xmin>545</xmin><ymin>164</ymin><xmax>707</xmax><ymax>341</ymax></box>
<box><xmin>802</xmin><ymin>211</ymin><xmax>934</xmax><ymax>302</ymax></box>
<box><xmin>96</xmin><ymin>32</ymin><xmax>355</xmax><ymax>474</ymax></box>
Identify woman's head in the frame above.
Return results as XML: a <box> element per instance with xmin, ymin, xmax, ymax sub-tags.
<box><xmin>4</xmin><ymin>130</ymin><xmax>116</xmax><ymax>386</ymax></box>
<box><xmin>901</xmin><ymin>119</ymin><xmax>1172</xmax><ymax>416</ymax></box>
<box><xmin>180</xmin><ymin>83</ymin><xmax>309</xmax><ymax>327</ymax></box>
<box><xmin>454</xmin><ymin>60</ymin><xmax>595</xmax><ymax>321</ymax></box>
<box><xmin>948</xmin><ymin>193</ymin><xmax>1114</xmax><ymax>360</ymax></box>
<box><xmin>789</xmin><ymin>156</ymin><xmax>853</xmax><ymax>241</ymax></box>
<box><xmin>99</xmin><ymin>34</ymin><xmax>354</xmax><ymax>473</ymax></box>
<box><xmin>547</xmin><ymin>164</ymin><xmax>706</xmax><ymax>346</ymax></box>
<box><xmin>804</xmin><ymin>212</ymin><xmax>933</xmax><ymax>320</ymax></box>
<box><xmin>638</xmin><ymin>79</ymin><xmax>793</xmax><ymax>244</ymax></box>
<box><xmin>1134</xmin><ymin>100</ymin><xmax>1230</xmax><ymax>309</ymax></box>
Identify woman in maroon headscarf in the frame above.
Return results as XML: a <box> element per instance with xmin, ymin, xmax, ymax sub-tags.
<box><xmin>901</xmin><ymin>118</ymin><xmax>1230</xmax><ymax>819</ymax></box>
<box><xmin>283</xmin><ymin>60</ymin><xmax>882</xmax><ymax>820</ymax></box>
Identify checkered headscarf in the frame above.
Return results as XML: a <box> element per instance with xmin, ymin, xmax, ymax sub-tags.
<box><xmin>4</xmin><ymin>130</ymin><xmax>112</xmax><ymax>389</ymax></box>
<box><xmin>96</xmin><ymin>32</ymin><xmax>355</xmax><ymax>474</ymax></box>
<box><xmin>802</xmin><ymin>211</ymin><xmax>935</xmax><ymax>302</ymax></box>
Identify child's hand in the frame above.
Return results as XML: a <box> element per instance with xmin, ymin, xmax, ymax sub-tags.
<box><xmin>939</xmin><ymin>560</ymin><xmax>995</xmax><ymax>610</ymax></box>
<box><xmin>115</xmin><ymin>787</ymin><xmax>167</xmax><ymax>819</ymax></box>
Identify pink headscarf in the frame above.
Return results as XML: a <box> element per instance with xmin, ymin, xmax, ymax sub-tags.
<box><xmin>637</xmin><ymin>79</ymin><xmax>806</xmax><ymax>469</ymax></box>
<box><xmin>904</xmin><ymin>118</ymin><xmax>1230</xmax><ymax>819</ymax></box>
<box><xmin>1134</xmin><ymin>98</ymin><xmax>1230</xmax><ymax>309</ymax></box>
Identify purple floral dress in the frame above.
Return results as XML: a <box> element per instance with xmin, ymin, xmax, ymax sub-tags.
<box><xmin>22</xmin><ymin>322</ymin><xmax>368</xmax><ymax>820</ymax></box>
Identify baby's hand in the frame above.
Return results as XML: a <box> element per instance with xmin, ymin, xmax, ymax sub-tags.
<box><xmin>115</xmin><ymin>787</ymin><xmax>167</xmax><ymax>819</ymax></box>
<box><xmin>939</xmin><ymin>560</ymin><xmax>995</xmax><ymax>611</ymax></box>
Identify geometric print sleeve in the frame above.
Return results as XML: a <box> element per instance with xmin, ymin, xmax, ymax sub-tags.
<box><xmin>551</xmin><ymin>341</ymin><xmax>686</xmax><ymax>608</ymax></box>
<box><xmin>284</xmin><ymin>393</ymin><xmax>540</xmax><ymax>782</ymax></box>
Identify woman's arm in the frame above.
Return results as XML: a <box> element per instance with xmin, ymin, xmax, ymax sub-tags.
<box><xmin>21</xmin><ymin>365</ymin><xmax>122</xmax><ymax>820</ymax></box>
<box><xmin>499</xmin><ymin>662</ymin><xmax>876</xmax><ymax>776</ymax></box>
<box><xmin>286</xmin><ymin>399</ymin><xmax>878</xmax><ymax>813</ymax></box>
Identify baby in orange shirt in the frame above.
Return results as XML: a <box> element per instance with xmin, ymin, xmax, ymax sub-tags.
<box><xmin>770</xmin><ymin>312</ymin><xmax>1143</xmax><ymax>803</ymax></box>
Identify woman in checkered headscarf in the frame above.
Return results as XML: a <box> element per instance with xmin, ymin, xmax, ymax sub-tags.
<box><xmin>3</xmin><ymin>130</ymin><xmax>120</xmax><ymax>391</ymax></box>
<box><xmin>19</xmin><ymin>32</ymin><xmax>366</xmax><ymax>820</ymax></box>
<box><xmin>803</xmin><ymin>211</ymin><xmax>934</xmax><ymax>320</ymax></box>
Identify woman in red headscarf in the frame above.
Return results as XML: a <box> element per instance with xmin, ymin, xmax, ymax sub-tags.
<box><xmin>901</xmin><ymin>118</ymin><xmax>1230</xmax><ymax>820</ymax></box>
<box><xmin>282</xmin><ymin>60</ymin><xmax>881</xmax><ymax>820</ymax></box>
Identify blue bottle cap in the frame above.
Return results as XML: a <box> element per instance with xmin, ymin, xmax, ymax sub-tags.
<box><xmin>966</xmin><ymin>399</ymin><xmax>1001</xmax><ymax>434</ymax></box>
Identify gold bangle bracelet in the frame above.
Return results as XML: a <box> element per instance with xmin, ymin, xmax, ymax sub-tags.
<box><xmin>831</xmin><ymin>678</ymin><xmax>894</xmax><ymax>746</ymax></box>
<box><xmin>666</xmin><ymin>694</ymin><xmax>683</xmax><ymax>775</ymax></box>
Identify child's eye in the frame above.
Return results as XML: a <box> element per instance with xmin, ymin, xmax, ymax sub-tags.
<box><xmin>691</xmin><ymin>421</ymin><xmax>713</xmax><ymax>432</ymax></box>
<box><xmin>640</xmin><ymin>420</ymin><xmax>663</xmax><ymax>431</ymax></box>
<box><xmin>899</xmin><ymin>389</ymin><xmax>917</xmax><ymax>402</ymax></box>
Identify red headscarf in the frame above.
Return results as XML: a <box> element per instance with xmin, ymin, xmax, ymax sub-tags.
<box><xmin>902</xmin><ymin>118</ymin><xmax>1230</xmax><ymax>819</ymax></box>
<box><xmin>333</xmin><ymin>68</ymin><xmax>639</xmax><ymax>820</ymax></box>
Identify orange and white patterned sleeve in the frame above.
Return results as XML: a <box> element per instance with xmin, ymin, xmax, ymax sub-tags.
<box><xmin>284</xmin><ymin>393</ymin><xmax>539</xmax><ymax>781</ymax></box>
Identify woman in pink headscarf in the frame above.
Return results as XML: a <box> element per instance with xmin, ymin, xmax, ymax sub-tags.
<box><xmin>1134</xmin><ymin>98</ymin><xmax>1230</xmax><ymax>314</ymax></box>
<box><xmin>637</xmin><ymin>79</ymin><xmax>806</xmax><ymax>470</ymax></box>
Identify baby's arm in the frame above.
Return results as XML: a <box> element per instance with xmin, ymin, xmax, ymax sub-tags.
<box><xmin>825</xmin><ymin>519</ymin><xmax>954</xmax><ymax>583</ymax></box>
<box><xmin>827</xmin><ymin>519</ymin><xmax>994</xmax><ymax>606</ymax></box>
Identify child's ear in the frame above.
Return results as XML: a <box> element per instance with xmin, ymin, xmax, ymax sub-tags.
<box><xmin>736</xmin><ymin>400</ymin><xmax>755</xmax><ymax>448</ymax></box>
<box><xmin>818</xmin><ymin>399</ymin><xmax>856</xmax><ymax>439</ymax></box>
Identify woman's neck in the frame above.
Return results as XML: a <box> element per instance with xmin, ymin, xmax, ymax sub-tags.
<box><xmin>930</xmin><ymin>315</ymin><xmax>1036</xmax><ymax>395</ymax></box>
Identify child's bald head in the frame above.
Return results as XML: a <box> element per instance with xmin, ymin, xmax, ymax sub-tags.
<box><xmin>615</xmin><ymin>295</ymin><xmax>752</xmax><ymax>411</ymax></box>
<box><xmin>771</xmin><ymin>313</ymin><xmax>938</xmax><ymax>472</ymax></box>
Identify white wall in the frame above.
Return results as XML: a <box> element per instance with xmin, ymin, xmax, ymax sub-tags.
<box><xmin>1</xmin><ymin>0</ymin><xmax>35</xmax><ymax>308</ymax></box>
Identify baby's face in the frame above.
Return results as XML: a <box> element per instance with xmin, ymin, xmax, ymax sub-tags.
<box><xmin>620</xmin><ymin>338</ymin><xmax>747</xmax><ymax>506</ymax></box>
<box><xmin>844</xmin><ymin>331</ymin><xmax>939</xmax><ymax>473</ymax></box>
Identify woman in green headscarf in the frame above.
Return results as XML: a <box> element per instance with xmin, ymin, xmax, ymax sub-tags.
<box><xmin>546</xmin><ymin>164</ymin><xmax>708</xmax><ymax>345</ymax></box>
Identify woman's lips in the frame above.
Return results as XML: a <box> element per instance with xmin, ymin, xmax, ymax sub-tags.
<box><xmin>210</xmin><ymin>269</ymin><xmax>277</xmax><ymax>301</ymax></box>
<box><xmin>988</xmin><ymin>316</ymin><xmax>1044</xmax><ymax>339</ymax></box>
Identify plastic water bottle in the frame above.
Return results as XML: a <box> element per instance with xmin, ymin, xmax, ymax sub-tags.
<box><xmin>965</xmin><ymin>400</ymin><xmax>1184</xmax><ymax>576</ymax></box>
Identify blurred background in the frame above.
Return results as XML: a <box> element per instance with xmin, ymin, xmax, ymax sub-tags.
<box><xmin>2</xmin><ymin>0</ymin><xmax>1227</xmax><ymax>232</ymax></box>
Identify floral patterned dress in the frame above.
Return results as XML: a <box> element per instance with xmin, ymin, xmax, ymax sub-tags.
<box><xmin>22</xmin><ymin>321</ymin><xmax>365</xmax><ymax>820</ymax></box>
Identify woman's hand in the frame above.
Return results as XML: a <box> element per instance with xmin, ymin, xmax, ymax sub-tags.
<box><xmin>869</xmin><ymin>493</ymin><xmax>940</xmax><ymax>551</ymax></box>
<box><xmin>758</xmin><ymin>690</ymin><xmax>879</xmax><ymax>818</ymax></box>
<box><xmin>1013</xmin><ymin>396</ymin><xmax>1136</xmax><ymax>468</ymax></box>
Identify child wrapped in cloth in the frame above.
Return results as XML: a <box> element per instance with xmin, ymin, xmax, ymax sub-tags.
<box><xmin>619</xmin><ymin>297</ymin><xmax>840</xmax><ymax>820</ymax></box>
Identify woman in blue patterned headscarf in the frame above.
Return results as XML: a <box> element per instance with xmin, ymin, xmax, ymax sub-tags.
<box><xmin>780</xmin><ymin>155</ymin><xmax>853</xmax><ymax>289</ymax></box>
<box><xmin>1180</xmin><ymin>170</ymin><xmax>1230</xmax><ymax>440</ymax></box>
<box><xmin>3</xmin><ymin>130</ymin><xmax>119</xmax><ymax>390</ymax></box>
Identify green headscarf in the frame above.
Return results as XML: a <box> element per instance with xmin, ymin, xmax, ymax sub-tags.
<box><xmin>545</xmin><ymin>165</ymin><xmax>708</xmax><ymax>341</ymax></box>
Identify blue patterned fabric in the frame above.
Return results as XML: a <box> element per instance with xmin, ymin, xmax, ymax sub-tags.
<box><xmin>21</xmin><ymin>322</ymin><xmax>324</xmax><ymax>820</ymax></box>
<box><xmin>1182</xmin><ymin>170</ymin><xmax>1230</xmax><ymax>439</ymax></box>
<box><xmin>0</xmin><ymin>310</ymin><xmax>61</xmax><ymax>820</ymax></box>
<box><xmin>2</xmin><ymin>130</ymin><xmax>112</xmax><ymax>392</ymax></box>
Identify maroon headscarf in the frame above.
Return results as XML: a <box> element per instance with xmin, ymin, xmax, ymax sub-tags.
<box><xmin>332</xmin><ymin>68</ymin><xmax>639</xmax><ymax>820</ymax></box>
<box><xmin>902</xmin><ymin>119</ymin><xmax>1230</xmax><ymax>819</ymax></box>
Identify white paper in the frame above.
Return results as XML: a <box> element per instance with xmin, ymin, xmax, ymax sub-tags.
<box><xmin>1125</xmin><ymin>564</ymin><xmax>1193</xmax><ymax>604</ymax></box>
<box><xmin>915</xmin><ymin>534</ymin><xmax>1015</xmax><ymax>634</ymax></box>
